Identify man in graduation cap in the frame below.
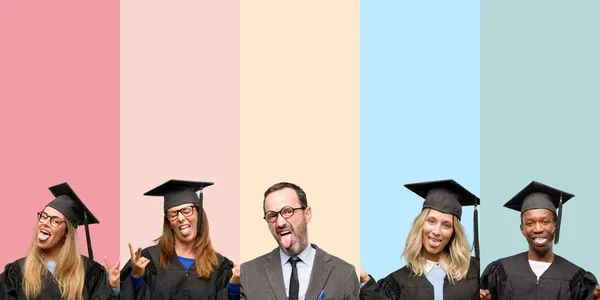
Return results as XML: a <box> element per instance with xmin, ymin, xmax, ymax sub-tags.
<box><xmin>119</xmin><ymin>179</ymin><xmax>239</xmax><ymax>300</ymax></box>
<box><xmin>240</xmin><ymin>182</ymin><xmax>360</xmax><ymax>300</ymax></box>
<box><xmin>0</xmin><ymin>182</ymin><xmax>117</xmax><ymax>300</ymax></box>
<box><xmin>480</xmin><ymin>181</ymin><xmax>599</xmax><ymax>300</ymax></box>
<box><xmin>359</xmin><ymin>179</ymin><xmax>481</xmax><ymax>300</ymax></box>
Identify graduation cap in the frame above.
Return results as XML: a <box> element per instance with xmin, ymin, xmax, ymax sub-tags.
<box><xmin>504</xmin><ymin>181</ymin><xmax>574</xmax><ymax>244</ymax></box>
<box><xmin>47</xmin><ymin>182</ymin><xmax>99</xmax><ymax>260</ymax></box>
<box><xmin>404</xmin><ymin>179</ymin><xmax>481</xmax><ymax>261</ymax></box>
<box><xmin>144</xmin><ymin>180</ymin><xmax>214</xmax><ymax>235</ymax></box>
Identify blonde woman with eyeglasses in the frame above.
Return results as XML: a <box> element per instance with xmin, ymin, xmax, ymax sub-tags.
<box><xmin>0</xmin><ymin>182</ymin><xmax>116</xmax><ymax>300</ymax></box>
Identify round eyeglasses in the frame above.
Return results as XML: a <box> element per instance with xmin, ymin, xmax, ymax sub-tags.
<box><xmin>165</xmin><ymin>205</ymin><xmax>197</xmax><ymax>221</ymax></box>
<box><xmin>37</xmin><ymin>212</ymin><xmax>66</xmax><ymax>228</ymax></box>
<box><xmin>264</xmin><ymin>206</ymin><xmax>305</xmax><ymax>223</ymax></box>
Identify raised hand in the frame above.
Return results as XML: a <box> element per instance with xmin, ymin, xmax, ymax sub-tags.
<box><xmin>128</xmin><ymin>243</ymin><xmax>150</xmax><ymax>279</ymax></box>
<box><xmin>230</xmin><ymin>264</ymin><xmax>240</xmax><ymax>284</ymax></box>
<box><xmin>104</xmin><ymin>255</ymin><xmax>120</xmax><ymax>288</ymax></box>
<box><xmin>359</xmin><ymin>266</ymin><xmax>370</xmax><ymax>284</ymax></box>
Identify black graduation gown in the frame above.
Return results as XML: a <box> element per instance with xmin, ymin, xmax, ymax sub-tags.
<box><xmin>481</xmin><ymin>252</ymin><xmax>598</xmax><ymax>300</ymax></box>
<box><xmin>0</xmin><ymin>255</ymin><xmax>117</xmax><ymax>300</ymax></box>
<box><xmin>360</xmin><ymin>256</ymin><xmax>480</xmax><ymax>300</ymax></box>
<box><xmin>119</xmin><ymin>245</ymin><xmax>233</xmax><ymax>300</ymax></box>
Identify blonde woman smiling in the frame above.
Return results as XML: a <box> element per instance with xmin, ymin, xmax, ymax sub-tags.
<box><xmin>360</xmin><ymin>180</ymin><xmax>480</xmax><ymax>300</ymax></box>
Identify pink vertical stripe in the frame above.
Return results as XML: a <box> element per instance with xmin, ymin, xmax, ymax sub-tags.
<box><xmin>0</xmin><ymin>1</ymin><xmax>120</xmax><ymax>268</ymax></box>
<box><xmin>120</xmin><ymin>1</ymin><xmax>240</xmax><ymax>264</ymax></box>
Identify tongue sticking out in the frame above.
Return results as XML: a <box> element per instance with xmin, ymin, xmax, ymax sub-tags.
<box><xmin>281</xmin><ymin>233</ymin><xmax>293</xmax><ymax>249</ymax></box>
<box><xmin>429</xmin><ymin>238</ymin><xmax>441</xmax><ymax>248</ymax></box>
<box><xmin>38</xmin><ymin>232</ymin><xmax>50</xmax><ymax>242</ymax></box>
<box><xmin>534</xmin><ymin>238</ymin><xmax>548</xmax><ymax>246</ymax></box>
<box><xmin>180</xmin><ymin>226</ymin><xmax>191</xmax><ymax>236</ymax></box>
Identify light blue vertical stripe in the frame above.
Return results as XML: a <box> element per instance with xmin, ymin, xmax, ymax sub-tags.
<box><xmin>360</xmin><ymin>1</ymin><xmax>480</xmax><ymax>280</ymax></box>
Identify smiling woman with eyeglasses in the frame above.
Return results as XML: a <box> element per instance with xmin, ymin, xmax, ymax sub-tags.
<box><xmin>0</xmin><ymin>182</ymin><xmax>116</xmax><ymax>300</ymax></box>
<box><xmin>119</xmin><ymin>179</ymin><xmax>239</xmax><ymax>300</ymax></box>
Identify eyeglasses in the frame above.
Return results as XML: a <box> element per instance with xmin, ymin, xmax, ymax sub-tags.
<box><xmin>37</xmin><ymin>212</ymin><xmax>66</xmax><ymax>228</ymax></box>
<box><xmin>165</xmin><ymin>205</ymin><xmax>197</xmax><ymax>221</ymax></box>
<box><xmin>264</xmin><ymin>206</ymin><xmax>306</xmax><ymax>223</ymax></box>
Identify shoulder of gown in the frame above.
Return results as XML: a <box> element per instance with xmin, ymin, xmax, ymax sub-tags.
<box><xmin>214</xmin><ymin>253</ymin><xmax>233</xmax><ymax>278</ymax></box>
<box><xmin>551</xmin><ymin>255</ymin><xmax>599</xmax><ymax>299</ymax></box>
<box><xmin>481</xmin><ymin>256</ymin><xmax>509</xmax><ymax>290</ymax></box>
<box><xmin>0</xmin><ymin>258</ymin><xmax>25</xmax><ymax>296</ymax></box>
<box><xmin>358</xmin><ymin>268</ymin><xmax>405</xmax><ymax>300</ymax></box>
<box><xmin>81</xmin><ymin>256</ymin><xmax>118</xmax><ymax>300</ymax></box>
<box><xmin>82</xmin><ymin>255</ymin><xmax>108</xmax><ymax>278</ymax></box>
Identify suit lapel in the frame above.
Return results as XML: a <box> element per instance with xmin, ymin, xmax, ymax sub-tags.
<box><xmin>264</xmin><ymin>248</ymin><xmax>287</xmax><ymax>300</ymax></box>
<box><xmin>305</xmin><ymin>246</ymin><xmax>333</xmax><ymax>300</ymax></box>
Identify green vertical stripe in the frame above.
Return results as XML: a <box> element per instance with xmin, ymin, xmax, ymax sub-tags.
<box><xmin>481</xmin><ymin>1</ymin><xmax>600</xmax><ymax>276</ymax></box>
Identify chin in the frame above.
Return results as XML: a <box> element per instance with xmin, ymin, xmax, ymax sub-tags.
<box><xmin>531</xmin><ymin>244</ymin><xmax>551</xmax><ymax>255</ymax></box>
<box><xmin>176</xmin><ymin>235</ymin><xmax>195</xmax><ymax>243</ymax></box>
<box><xmin>423</xmin><ymin>245</ymin><xmax>439</xmax><ymax>255</ymax></box>
<box><xmin>36</xmin><ymin>242</ymin><xmax>49</xmax><ymax>250</ymax></box>
<box><xmin>280</xmin><ymin>244</ymin><xmax>300</xmax><ymax>256</ymax></box>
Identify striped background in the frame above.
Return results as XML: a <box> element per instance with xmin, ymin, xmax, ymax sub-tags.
<box><xmin>1</xmin><ymin>1</ymin><xmax>598</xmax><ymax>281</ymax></box>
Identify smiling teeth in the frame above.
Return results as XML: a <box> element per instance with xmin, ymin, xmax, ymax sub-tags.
<box><xmin>180</xmin><ymin>225</ymin><xmax>190</xmax><ymax>229</ymax></box>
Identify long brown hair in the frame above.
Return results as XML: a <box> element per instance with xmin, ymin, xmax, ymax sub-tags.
<box><xmin>23</xmin><ymin>221</ymin><xmax>85</xmax><ymax>300</ymax></box>
<box><xmin>403</xmin><ymin>208</ymin><xmax>471</xmax><ymax>283</ymax></box>
<box><xmin>155</xmin><ymin>208</ymin><xmax>218</xmax><ymax>278</ymax></box>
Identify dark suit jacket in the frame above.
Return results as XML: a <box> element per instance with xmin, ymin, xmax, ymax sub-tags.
<box><xmin>240</xmin><ymin>244</ymin><xmax>359</xmax><ymax>300</ymax></box>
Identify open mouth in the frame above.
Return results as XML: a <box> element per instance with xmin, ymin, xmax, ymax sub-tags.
<box><xmin>278</xmin><ymin>230</ymin><xmax>293</xmax><ymax>248</ymax></box>
<box><xmin>38</xmin><ymin>228</ymin><xmax>51</xmax><ymax>241</ymax></box>
<box><xmin>428</xmin><ymin>237</ymin><xmax>442</xmax><ymax>248</ymax></box>
<box><xmin>533</xmin><ymin>237</ymin><xmax>548</xmax><ymax>247</ymax></box>
<box><xmin>179</xmin><ymin>224</ymin><xmax>191</xmax><ymax>235</ymax></box>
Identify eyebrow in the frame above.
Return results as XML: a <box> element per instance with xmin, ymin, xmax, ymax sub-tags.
<box><xmin>41</xmin><ymin>212</ymin><xmax>62</xmax><ymax>219</ymax></box>
<box><xmin>428</xmin><ymin>216</ymin><xmax>453</xmax><ymax>224</ymax></box>
<box><xmin>525</xmin><ymin>217</ymin><xmax>552</xmax><ymax>221</ymax></box>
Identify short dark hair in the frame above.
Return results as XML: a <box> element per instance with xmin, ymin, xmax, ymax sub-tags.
<box><xmin>263</xmin><ymin>182</ymin><xmax>308</xmax><ymax>213</ymax></box>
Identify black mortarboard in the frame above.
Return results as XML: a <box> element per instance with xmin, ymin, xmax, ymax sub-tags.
<box><xmin>144</xmin><ymin>180</ymin><xmax>213</xmax><ymax>235</ymax></box>
<box><xmin>504</xmin><ymin>181</ymin><xmax>574</xmax><ymax>244</ymax></box>
<box><xmin>47</xmin><ymin>182</ymin><xmax>99</xmax><ymax>260</ymax></box>
<box><xmin>144</xmin><ymin>180</ymin><xmax>214</xmax><ymax>211</ymax></box>
<box><xmin>405</xmin><ymin>179</ymin><xmax>481</xmax><ymax>261</ymax></box>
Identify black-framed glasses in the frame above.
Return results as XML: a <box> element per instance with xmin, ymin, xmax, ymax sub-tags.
<box><xmin>264</xmin><ymin>206</ymin><xmax>305</xmax><ymax>223</ymax></box>
<box><xmin>37</xmin><ymin>212</ymin><xmax>66</xmax><ymax>228</ymax></box>
<box><xmin>165</xmin><ymin>205</ymin><xmax>197</xmax><ymax>221</ymax></box>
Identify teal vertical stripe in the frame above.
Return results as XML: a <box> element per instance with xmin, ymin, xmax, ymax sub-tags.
<box><xmin>481</xmin><ymin>1</ymin><xmax>600</xmax><ymax>276</ymax></box>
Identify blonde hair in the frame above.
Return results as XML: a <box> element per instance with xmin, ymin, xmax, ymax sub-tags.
<box><xmin>155</xmin><ymin>208</ymin><xmax>218</xmax><ymax>279</ymax></box>
<box><xmin>23</xmin><ymin>221</ymin><xmax>85</xmax><ymax>300</ymax></box>
<box><xmin>403</xmin><ymin>208</ymin><xmax>472</xmax><ymax>283</ymax></box>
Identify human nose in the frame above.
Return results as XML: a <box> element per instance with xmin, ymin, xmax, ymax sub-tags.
<box><xmin>176</xmin><ymin>211</ymin><xmax>186</xmax><ymax>222</ymax></box>
<box><xmin>275</xmin><ymin>212</ymin><xmax>287</xmax><ymax>227</ymax></box>
<box><xmin>431</xmin><ymin>224</ymin><xmax>442</xmax><ymax>236</ymax></box>
<box><xmin>533</xmin><ymin>222</ymin><xmax>543</xmax><ymax>233</ymax></box>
